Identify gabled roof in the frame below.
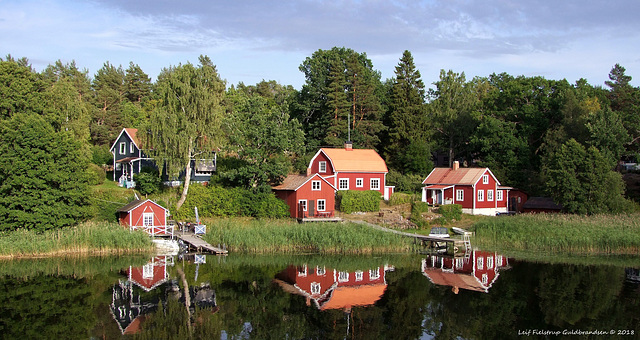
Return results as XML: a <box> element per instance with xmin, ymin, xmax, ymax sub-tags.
<box><xmin>313</xmin><ymin>148</ymin><xmax>388</xmax><ymax>173</ymax></box>
<box><xmin>117</xmin><ymin>199</ymin><xmax>168</xmax><ymax>213</ymax></box>
<box><xmin>422</xmin><ymin>167</ymin><xmax>500</xmax><ymax>186</ymax></box>
<box><xmin>110</xmin><ymin>128</ymin><xmax>140</xmax><ymax>152</ymax></box>
<box><xmin>272</xmin><ymin>173</ymin><xmax>336</xmax><ymax>191</ymax></box>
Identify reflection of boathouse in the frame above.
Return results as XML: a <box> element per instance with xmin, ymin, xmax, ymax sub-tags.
<box><xmin>275</xmin><ymin>264</ymin><xmax>394</xmax><ymax>311</ymax></box>
<box><xmin>421</xmin><ymin>250</ymin><xmax>509</xmax><ymax>293</ymax></box>
<box><xmin>110</xmin><ymin>255</ymin><xmax>218</xmax><ymax>334</ymax></box>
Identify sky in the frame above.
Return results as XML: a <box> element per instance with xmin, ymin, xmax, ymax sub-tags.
<box><xmin>2</xmin><ymin>0</ymin><xmax>640</xmax><ymax>89</ymax></box>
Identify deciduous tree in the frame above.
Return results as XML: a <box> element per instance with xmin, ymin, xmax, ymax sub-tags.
<box><xmin>146</xmin><ymin>55</ymin><xmax>225</xmax><ymax>210</ymax></box>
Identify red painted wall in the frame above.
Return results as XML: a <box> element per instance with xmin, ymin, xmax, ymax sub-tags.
<box><xmin>276</xmin><ymin>177</ymin><xmax>336</xmax><ymax>219</ymax></box>
<box><xmin>335</xmin><ymin>172</ymin><xmax>386</xmax><ymax>195</ymax></box>
<box><xmin>474</xmin><ymin>170</ymin><xmax>498</xmax><ymax>209</ymax></box>
<box><xmin>121</xmin><ymin>201</ymin><xmax>167</xmax><ymax>227</ymax></box>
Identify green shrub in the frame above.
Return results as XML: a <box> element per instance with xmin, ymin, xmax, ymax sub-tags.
<box><xmin>134</xmin><ymin>171</ymin><xmax>161</xmax><ymax>196</ymax></box>
<box><xmin>91</xmin><ymin>144</ymin><xmax>112</xmax><ymax>166</ymax></box>
<box><xmin>338</xmin><ymin>190</ymin><xmax>381</xmax><ymax>214</ymax></box>
<box><xmin>439</xmin><ymin>204</ymin><xmax>462</xmax><ymax>224</ymax></box>
<box><xmin>388</xmin><ymin>192</ymin><xmax>415</xmax><ymax>206</ymax></box>
<box><xmin>409</xmin><ymin>201</ymin><xmax>430</xmax><ymax>228</ymax></box>
<box><xmin>86</xmin><ymin>163</ymin><xmax>106</xmax><ymax>185</ymax></box>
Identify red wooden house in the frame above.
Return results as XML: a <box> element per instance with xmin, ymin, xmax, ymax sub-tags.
<box><xmin>117</xmin><ymin>199</ymin><xmax>173</xmax><ymax>237</ymax></box>
<box><xmin>308</xmin><ymin>142</ymin><xmax>394</xmax><ymax>200</ymax></box>
<box><xmin>275</xmin><ymin>264</ymin><xmax>394</xmax><ymax>311</ymax></box>
<box><xmin>421</xmin><ymin>161</ymin><xmax>510</xmax><ymax>216</ymax></box>
<box><xmin>272</xmin><ymin>174</ymin><xmax>337</xmax><ymax>219</ymax></box>
<box><xmin>421</xmin><ymin>250</ymin><xmax>509</xmax><ymax>293</ymax></box>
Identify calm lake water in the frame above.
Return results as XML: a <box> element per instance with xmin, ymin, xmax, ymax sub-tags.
<box><xmin>0</xmin><ymin>251</ymin><xmax>638</xmax><ymax>339</ymax></box>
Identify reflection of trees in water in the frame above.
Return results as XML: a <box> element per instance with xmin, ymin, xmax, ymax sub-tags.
<box><xmin>0</xmin><ymin>275</ymin><xmax>96</xmax><ymax>340</ymax></box>
<box><xmin>537</xmin><ymin>264</ymin><xmax>623</xmax><ymax>327</ymax></box>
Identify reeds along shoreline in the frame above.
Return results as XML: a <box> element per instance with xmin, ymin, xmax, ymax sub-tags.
<box><xmin>472</xmin><ymin>213</ymin><xmax>640</xmax><ymax>255</ymax></box>
<box><xmin>202</xmin><ymin>219</ymin><xmax>414</xmax><ymax>254</ymax></box>
<box><xmin>0</xmin><ymin>222</ymin><xmax>153</xmax><ymax>258</ymax></box>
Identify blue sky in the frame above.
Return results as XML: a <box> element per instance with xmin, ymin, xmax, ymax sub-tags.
<box><xmin>2</xmin><ymin>0</ymin><xmax>639</xmax><ymax>89</ymax></box>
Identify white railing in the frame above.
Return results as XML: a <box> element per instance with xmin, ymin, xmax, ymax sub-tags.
<box><xmin>130</xmin><ymin>225</ymin><xmax>174</xmax><ymax>238</ymax></box>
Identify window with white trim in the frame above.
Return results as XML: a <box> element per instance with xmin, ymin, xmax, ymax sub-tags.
<box><xmin>319</xmin><ymin>161</ymin><xmax>327</xmax><ymax>173</ymax></box>
<box><xmin>338</xmin><ymin>271</ymin><xmax>349</xmax><ymax>282</ymax></box>
<box><xmin>316</xmin><ymin>266</ymin><xmax>326</xmax><ymax>276</ymax></box>
<box><xmin>482</xmin><ymin>174</ymin><xmax>489</xmax><ymax>184</ymax></box>
<box><xmin>477</xmin><ymin>257</ymin><xmax>484</xmax><ymax>270</ymax></box>
<box><xmin>369</xmin><ymin>268</ymin><xmax>380</xmax><ymax>280</ymax></box>
<box><xmin>311</xmin><ymin>282</ymin><xmax>321</xmax><ymax>294</ymax></box>
<box><xmin>298</xmin><ymin>265</ymin><xmax>307</xmax><ymax>277</ymax></box>
<box><xmin>497</xmin><ymin>190</ymin><xmax>503</xmax><ymax>201</ymax></box>
<box><xmin>143</xmin><ymin>213</ymin><xmax>154</xmax><ymax>226</ymax></box>
<box><xmin>129</xmin><ymin>142</ymin><xmax>135</xmax><ymax>153</ymax></box>
<box><xmin>456</xmin><ymin>189</ymin><xmax>464</xmax><ymax>201</ymax></box>
<box><xmin>370</xmin><ymin>178</ymin><xmax>380</xmax><ymax>190</ymax></box>
<box><xmin>339</xmin><ymin>178</ymin><xmax>349</xmax><ymax>190</ymax></box>
<box><xmin>317</xmin><ymin>199</ymin><xmax>326</xmax><ymax>211</ymax></box>
<box><xmin>311</xmin><ymin>180</ymin><xmax>321</xmax><ymax>191</ymax></box>
<box><xmin>482</xmin><ymin>273</ymin><xmax>488</xmax><ymax>285</ymax></box>
<box><xmin>487</xmin><ymin>256</ymin><xmax>494</xmax><ymax>269</ymax></box>
<box><xmin>355</xmin><ymin>271</ymin><xmax>363</xmax><ymax>281</ymax></box>
<box><xmin>477</xmin><ymin>190</ymin><xmax>484</xmax><ymax>202</ymax></box>
<box><xmin>299</xmin><ymin>200</ymin><xmax>307</xmax><ymax>212</ymax></box>
<box><xmin>356</xmin><ymin>178</ymin><xmax>364</xmax><ymax>188</ymax></box>
<box><xmin>143</xmin><ymin>263</ymin><xmax>154</xmax><ymax>279</ymax></box>
<box><xmin>119</xmin><ymin>142</ymin><xmax>126</xmax><ymax>155</ymax></box>
<box><xmin>487</xmin><ymin>190</ymin><xmax>494</xmax><ymax>201</ymax></box>
<box><xmin>496</xmin><ymin>255</ymin><xmax>503</xmax><ymax>266</ymax></box>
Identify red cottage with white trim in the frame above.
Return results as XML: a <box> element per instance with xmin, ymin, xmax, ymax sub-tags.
<box><xmin>421</xmin><ymin>161</ymin><xmax>510</xmax><ymax>216</ymax></box>
<box><xmin>307</xmin><ymin>142</ymin><xmax>394</xmax><ymax>200</ymax></box>
<box><xmin>273</xmin><ymin>174</ymin><xmax>336</xmax><ymax>219</ymax></box>
<box><xmin>117</xmin><ymin>199</ymin><xmax>173</xmax><ymax>236</ymax></box>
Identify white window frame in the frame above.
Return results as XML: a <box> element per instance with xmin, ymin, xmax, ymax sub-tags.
<box><xmin>356</xmin><ymin>178</ymin><xmax>364</xmax><ymax>188</ymax></box>
<box><xmin>496</xmin><ymin>255</ymin><xmax>503</xmax><ymax>266</ymax></box>
<box><xmin>339</xmin><ymin>178</ymin><xmax>349</xmax><ymax>190</ymax></box>
<box><xmin>369</xmin><ymin>268</ymin><xmax>380</xmax><ymax>280</ymax></box>
<box><xmin>487</xmin><ymin>256</ymin><xmax>494</xmax><ymax>269</ymax></box>
<box><xmin>298</xmin><ymin>265</ymin><xmax>307</xmax><ymax>277</ymax></box>
<box><xmin>311</xmin><ymin>180</ymin><xmax>321</xmax><ymax>191</ymax></box>
<box><xmin>456</xmin><ymin>189</ymin><xmax>464</xmax><ymax>202</ymax></box>
<box><xmin>370</xmin><ymin>178</ymin><xmax>380</xmax><ymax>190</ymax></box>
<box><xmin>317</xmin><ymin>199</ymin><xmax>326</xmax><ymax>212</ymax></box>
<box><xmin>482</xmin><ymin>273</ymin><xmax>488</xmax><ymax>285</ymax></box>
<box><xmin>482</xmin><ymin>174</ymin><xmax>489</xmax><ymax>184</ymax></box>
<box><xmin>477</xmin><ymin>257</ymin><xmax>484</xmax><ymax>270</ymax></box>
<box><xmin>129</xmin><ymin>142</ymin><xmax>135</xmax><ymax>154</ymax></box>
<box><xmin>497</xmin><ymin>190</ymin><xmax>503</xmax><ymax>201</ymax></box>
<box><xmin>319</xmin><ymin>161</ymin><xmax>327</xmax><ymax>173</ymax></box>
<box><xmin>477</xmin><ymin>189</ymin><xmax>484</xmax><ymax>202</ymax></box>
<box><xmin>119</xmin><ymin>142</ymin><xmax>126</xmax><ymax>155</ymax></box>
<box><xmin>316</xmin><ymin>266</ymin><xmax>326</xmax><ymax>276</ymax></box>
<box><xmin>143</xmin><ymin>263</ymin><xmax>154</xmax><ymax>279</ymax></box>
<box><xmin>338</xmin><ymin>271</ymin><xmax>349</xmax><ymax>282</ymax></box>
<box><xmin>355</xmin><ymin>271</ymin><xmax>363</xmax><ymax>281</ymax></box>
<box><xmin>310</xmin><ymin>282</ymin><xmax>321</xmax><ymax>294</ymax></box>
<box><xmin>487</xmin><ymin>190</ymin><xmax>494</xmax><ymax>201</ymax></box>
<box><xmin>143</xmin><ymin>212</ymin><xmax>154</xmax><ymax>226</ymax></box>
<box><xmin>299</xmin><ymin>200</ymin><xmax>307</xmax><ymax>212</ymax></box>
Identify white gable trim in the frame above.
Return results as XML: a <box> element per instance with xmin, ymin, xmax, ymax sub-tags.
<box><xmin>472</xmin><ymin>168</ymin><xmax>501</xmax><ymax>186</ymax></box>
<box><xmin>110</xmin><ymin>128</ymin><xmax>139</xmax><ymax>153</ymax></box>
<box><xmin>122</xmin><ymin>199</ymin><xmax>169</xmax><ymax>213</ymax></box>
<box><xmin>421</xmin><ymin>168</ymin><xmax>438</xmax><ymax>185</ymax></box>
<box><xmin>308</xmin><ymin>149</ymin><xmax>336</xmax><ymax>174</ymax></box>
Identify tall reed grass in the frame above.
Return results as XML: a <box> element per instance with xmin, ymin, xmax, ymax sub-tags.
<box><xmin>202</xmin><ymin>218</ymin><xmax>414</xmax><ymax>254</ymax></box>
<box><xmin>473</xmin><ymin>213</ymin><xmax>640</xmax><ymax>255</ymax></box>
<box><xmin>0</xmin><ymin>221</ymin><xmax>153</xmax><ymax>258</ymax></box>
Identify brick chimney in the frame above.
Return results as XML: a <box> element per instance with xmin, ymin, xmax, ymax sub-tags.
<box><xmin>453</xmin><ymin>160</ymin><xmax>459</xmax><ymax>171</ymax></box>
<box><xmin>344</xmin><ymin>141</ymin><xmax>353</xmax><ymax>151</ymax></box>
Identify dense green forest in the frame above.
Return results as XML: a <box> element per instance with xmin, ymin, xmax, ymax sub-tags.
<box><xmin>1</xmin><ymin>47</ymin><xmax>639</xmax><ymax>230</ymax></box>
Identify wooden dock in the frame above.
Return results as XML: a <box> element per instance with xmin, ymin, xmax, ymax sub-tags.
<box><xmin>177</xmin><ymin>232</ymin><xmax>228</xmax><ymax>255</ymax></box>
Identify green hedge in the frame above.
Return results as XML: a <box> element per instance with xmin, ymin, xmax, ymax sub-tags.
<box><xmin>337</xmin><ymin>190</ymin><xmax>381</xmax><ymax>214</ymax></box>
<box><xmin>388</xmin><ymin>192</ymin><xmax>415</xmax><ymax>206</ymax></box>
<box><xmin>439</xmin><ymin>204</ymin><xmax>462</xmax><ymax>224</ymax></box>
<box><xmin>174</xmin><ymin>184</ymin><xmax>289</xmax><ymax>219</ymax></box>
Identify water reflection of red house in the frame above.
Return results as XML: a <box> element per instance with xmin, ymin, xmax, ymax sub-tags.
<box><xmin>275</xmin><ymin>264</ymin><xmax>394</xmax><ymax>311</ymax></box>
<box><xmin>127</xmin><ymin>256</ymin><xmax>173</xmax><ymax>292</ymax></box>
<box><xmin>421</xmin><ymin>250</ymin><xmax>509</xmax><ymax>293</ymax></box>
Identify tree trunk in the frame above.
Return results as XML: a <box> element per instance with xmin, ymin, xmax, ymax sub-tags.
<box><xmin>176</xmin><ymin>138</ymin><xmax>193</xmax><ymax>210</ymax></box>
